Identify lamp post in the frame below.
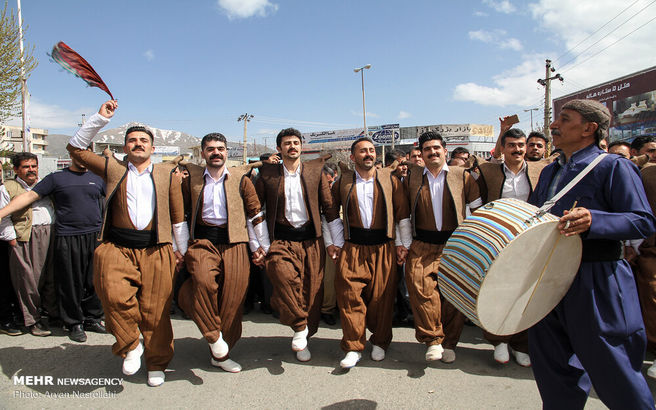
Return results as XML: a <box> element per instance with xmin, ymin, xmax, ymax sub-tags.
<box><xmin>353</xmin><ymin>64</ymin><xmax>372</xmax><ymax>138</ymax></box>
<box><xmin>238</xmin><ymin>113</ymin><xmax>254</xmax><ymax>164</ymax></box>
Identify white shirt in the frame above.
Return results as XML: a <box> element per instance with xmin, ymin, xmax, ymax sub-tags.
<box><xmin>355</xmin><ymin>171</ymin><xmax>375</xmax><ymax>229</ymax></box>
<box><xmin>283</xmin><ymin>164</ymin><xmax>309</xmax><ymax>228</ymax></box>
<box><xmin>126</xmin><ymin>162</ymin><xmax>156</xmax><ymax>230</ymax></box>
<box><xmin>0</xmin><ymin>177</ymin><xmax>55</xmax><ymax>241</ymax></box>
<box><xmin>425</xmin><ymin>164</ymin><xmax>448</xmax><ymax>231</ymax></box>
<box><xmin>502</xmin><ymin>161</ymin><xmax>531</xmax><ymax>201</ymax></box>
<box><xmin>201</xmin><ymin>167</ymin><xmax>229</xmax><ymax>226</ymax></box>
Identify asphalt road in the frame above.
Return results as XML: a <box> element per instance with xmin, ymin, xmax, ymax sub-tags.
<box><xmin>1</xmin><ymin>309</ymin><xmax>653</xmax><ymax>409</ymax></box>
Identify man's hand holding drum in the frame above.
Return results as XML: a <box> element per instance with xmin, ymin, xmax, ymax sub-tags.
<box><xmin>558</xmin><ymin>207</ymin><xmax>591</xmax><ymax>236</ymax></box>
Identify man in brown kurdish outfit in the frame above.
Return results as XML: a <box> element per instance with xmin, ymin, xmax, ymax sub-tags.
<box><xmin>255</xmin><ymin>128</ymin><xmax>342</xmax><ymax>362</ymax></box>
<box><xmin>405</xmin><ymin>131</ymin><xmax>482</xmax><ymax>364</ymax></box>
<box><xmin>67</xmin><ymin>100</ymin><xmax>189</xmax><ymax>387</ymax></box>
<box><xmin>331</xmin><ymin>137</ymin><xmax>412</xmax><ymax>369</ymax></box>
<box><xmin>176</xmin><ymin>133</ymin><xmax>269</xmax><ymax>373</ymax></box>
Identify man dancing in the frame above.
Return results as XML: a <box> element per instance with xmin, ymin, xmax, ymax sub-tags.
<box><xmin>255</xmin><ymin>128</ymin><xmax>341</xmax><ymax>362</ymax></box>
<box><xmin>176</xmin><ymin>133</ymin><xmax>269</xmax><ymax>373</ymax></box>
<box><xmin>67</xmin><ymin>100</ymin><xmax>188</xmax><ymax>387</ymax></box>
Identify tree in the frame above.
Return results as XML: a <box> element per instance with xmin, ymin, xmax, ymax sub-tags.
<box><xmin>0</xmin><ymin>2</ymin><xmax>37</xmax><ymax>126</ymax></box>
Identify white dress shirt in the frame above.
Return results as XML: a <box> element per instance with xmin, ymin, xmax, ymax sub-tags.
<box><xmin>0</xmin><ymin>177</ymin><xmax>55</xmax><ymax>241</ymax></box>
<box><xmin>502</xmin><ymin>161</ymin><xmax>531</xmax><ymax>201</ymax></box>
<box><xmin>283</xmin><ymin>164</ymin><xmax>309</xmax><ymax>228</ymax></box>
<box><xmin>201</xmin><ymin>167</ymin><xmax>229</xmax><ymax>226</ymax></box>
<box><xmin>355</xmin><ymin>171</ymin><xmax>375</xmax><ymax>229</ymax></box>
<box><xmin>126</xmin><ymin>162</ymin><xmax>156</xmax><ymax>230</ymax></box>
<box><xmin>425</xmin><ymin>164</ymin><xmax>448</xmax><ymax>231</ymax></box>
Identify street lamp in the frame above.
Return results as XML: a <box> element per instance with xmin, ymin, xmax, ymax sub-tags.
<box><xmin>353</xmin><ymin>64</ymin><xmax>372</xmax><ymax>138</ymax></box>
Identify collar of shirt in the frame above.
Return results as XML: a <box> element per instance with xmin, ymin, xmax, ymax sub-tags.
<box><xmin>423</xmin><ymin>163</ymin><xmax>449</xmax><ymax>181</ymax></box>
<box><xmin>203</xmin><ymin>167</ymin><xmax>230</xmax><ymax>184</ymax></box>
<box><xmin>503</xmin><ymin>160</ymin><xmax>527</xmax><ymax>177</ymax></box>
<box><xmin>355</xmin><ymin>170</ymin><xmax>375</xmax><ymax>184</ymax></box>
<box><xmin>127</xmin><ymin>162</ymin><xmax>153</xmax><ymax>176</ymax></box>
<box><xmin>557</xmin><ymin>143</ymin><xmax>600</xmax><ymax>167</ymax></box>
<box><xmin>283</xmin><ymin>163</ymin><xmax>302</xmax><ymax>177</ymax></box>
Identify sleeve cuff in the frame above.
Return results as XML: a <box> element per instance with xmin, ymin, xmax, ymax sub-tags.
<box><xmin>172</xmin><ymin>221</ymin><xmax>189</xmax><ymax>255</ymax></box>
<box><xmin>467</xmin><ymin>198</ymin><xmax>483</xmax><ymax>210</ymax></box>
<box><xmin>252</xmin><ymin>220</ymin><xmax>270</xmax><ymax>253</ymax></box>
<box><xmin>327</xmin><ymin>218</ymin><xmax>344</xmax><ymax>248</ymax></box>
<box><xmin>69</xmin><ymin>113</ymin><xmax>110</xmax><ymax>149</ymax></box>
<box><xmin>398</xmin><ymin>218</ymin><xmax>413</xmax><ymax>249</ymax></box>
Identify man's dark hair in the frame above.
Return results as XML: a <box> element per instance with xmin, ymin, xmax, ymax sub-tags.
<box><xmin>631</xmin><ymin>135</ymin><xmax>656</xmax><ymax>152</ymax></box>
<box><xmin>500</xmin><ymin>128</ymin><xmax>526</xmax><ymax>146</ymax></box>
<box><xmin>350</xmin><ymin>137</ymin><xmax>374</xmax><ymax>154</ymax></box>
<box><xmin>125</xmin><ymin>126</ymin><xmax>154</xmax><ymax>144</ymax></box>
<box><xmin>418</xmin><ymin>131</ymin><xmax>444</xmax><ymax>151</ymax></box>
<box><xmin>12</xmin><ymin>152</ymin><xmax>38</xmax><ymax>168</ymax></box>
<box><xmin>609</xmin><ymin>141</ymin><xmax>631</xmax><ymax>151</ymax></box>
<box><xmin>410</xmin><ymin>147</ymin><xmax>421</xmax><ymax>154</ymax></box>
<box><xmin>260</xmin><ymin>153</ymin><xmax>273</xmax><ymax>161</ymax></box>
<box><xmin>527</xmin><ymin>131</ymin><xmax>548</xmax><ymax>144</ymax></box>
<box><xmin>201</xmin><ymin>132</ymin><xmax>227</xmax><ymax>150</ymax></box>
<box><xmin>276</xmin><ymin>128</ymin><xmax>302</xmax><ymax>148</ymax></box>
<box><xmin>451</xmin><ymin>146</ymin><xmax>470</xmax><ymax>160</ymax></box>
<box><xmin>384</xmin><ymin>149</ymin><xmax>405</xmax><ymax>166</ymax></box>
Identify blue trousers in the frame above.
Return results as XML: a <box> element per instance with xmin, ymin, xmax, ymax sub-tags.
<box><xmin>529</xmin><ymin>260</ymin><xmax>654</xmax><ymax>409</ymax></box>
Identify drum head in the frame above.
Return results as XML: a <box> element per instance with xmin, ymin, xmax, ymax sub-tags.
<box><xmin>476</xmin><ymin>220</ymin><xmax>581</xmax><ymax>335</ymax></box>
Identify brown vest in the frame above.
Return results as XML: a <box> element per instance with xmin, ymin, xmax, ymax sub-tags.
<box><xmin>478</xmin><ymin>160</ymin><xmax>545</xmax><ymax>203</ymax></box>
<box><xmin>186</xmin><ymin>163</ymin><xmax>260</xmax><ymax>244</ymax></box>
<box><xmin>4</xmin><ymin>179</ymin><xmax>33</xmax><ymax>242</ymax></box>
<box><xmin>337</xmin><ymin>163</ymin><xmax>395</xmax><ymax>239</ymax></box>
<box><xmin>258</xmin><ymin>156</ymin><xmax>327</xmax><ymax>240</ymax></box>
<box><xmin>407</xmin><ymin>163</ymin><xmax>466</xmax><ymax>235</ymax></box>
<box><xmin>101</xmin><ymin>157</ymin><xmax>176</xmax><ymax>244</ymax></box>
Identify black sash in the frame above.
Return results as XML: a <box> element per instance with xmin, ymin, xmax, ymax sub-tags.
<box><xmin>347</xmin><ymin>227</ymin><xmax>388</xmax><ymax>245</ymax></box>
<box><xmin>275</xmin><ymin>223</ymin><xmax>315</xmax><ymax>242</ymax></box>
<box><xmin>195</xmin><ymin>225</ymin><xmax>229</xmax><ymax>246</ymax></box>
<box><xmin>581</xmin><ymin>239</ymin><xmax>622</xmax><ymax>262</ymax></box>
<box><xmin>414</xmin><ymin>228</ymin><xmax>454</xmax><ymax>245</ymax></box>
<box><xmin>108</xmin><ymin>227</ymin><xmax>157</xmax><ymax>249</ymax></box>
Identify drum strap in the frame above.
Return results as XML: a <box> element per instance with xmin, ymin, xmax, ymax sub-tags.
<box><xmin>537</xmin><ymin>153</ymin><xmax>608</xmax><ymax>215</ymax></box>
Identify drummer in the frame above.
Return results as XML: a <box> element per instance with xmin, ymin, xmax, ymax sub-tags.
<box><xmin>528</xmin><ymin>99</ymin><xmax>655</xmax><ymax>408</ymax></box>
<box><xmin>476</xmin><ymin>121</ymin><xmax>549</xmax><ymax>367</ymax></box>
<box><xmin>404</xmin><ymin>131</ymin><xmax>482</xmax><ymax>363</ymax></box>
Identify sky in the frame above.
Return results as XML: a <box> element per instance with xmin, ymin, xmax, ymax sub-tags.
<box><xmin>6</xmin><ymin>0</ymin><xmax>656</xmax><ymax>146</ymax></box>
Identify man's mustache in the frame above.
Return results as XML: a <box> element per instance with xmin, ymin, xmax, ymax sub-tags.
<box><xmin>210</xmin><ymin>154</ymin><xmax>224</xmax><ymax>161</ymax></box>
<box><xmin>512</xmin><ymin>151</ymin><xmax>523</xmax><ymax>156</ymax></box>
<box><xmin>132</xmin><ymin>146</ymin><xmax>145</xmax><ymax>152</ymax></box>
<box><xmin>552</xmin><ymin>129</ymin><xmax>560</xmax><ymax>136</ymax></box>
<box><xmin>363</xmin><ymin>156</ymin><xmax>374</xmax><ymax>162</ymax></box>
<box><xmin>26</xmin><ymin>171</ymin><xmax>37</xmax><ymax>176</ymax></box>
<box><xmin>428</xmin><ymin>153</ymin><xmax>440</xmax><ymax>159</ymax></box>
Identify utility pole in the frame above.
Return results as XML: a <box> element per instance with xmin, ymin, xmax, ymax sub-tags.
<box><xmin>523</xmin><ymin>108</ymin><xmax>539</xmax><ymax>131</ymax></box>
<box><xmin>17</xmin><ymin>0</ymin><xmax>30</xmax><ymax>152</ymax></box>
<box><xmin>537</xmin><ymin>59</ymin><xmax>563</xmax><ymax>143</ymax></box>
<box><xmin>238</xmin><ymin>113</ymin><xmax>254</xmax><ymax>165</ymax></box>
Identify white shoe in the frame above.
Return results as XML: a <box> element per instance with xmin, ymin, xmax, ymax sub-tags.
<box><xmin>209</xmin><ymin>332</ymin><xmax>229</xmax><ymax>360</ymax></box>
<box><xmin>122</xmin><ymin>342</ymin><xmax>144</xmax><ymax>376</ymax></box>
<box><xmin>371</xmin><ymin>345</ymin><xmax>385</xmax><ymax>361</ymax></box>
<box><xmin>291</xmin><ymin>327</ymin><xmax>308</xmax><ymax>352</ymax></box>
<box><xmin>512</xmin><ymin>349</ymin><xmax>531</xmax><ymax>367</ymax></box>
<box><xmin>296</xmin><ymin>347</ymin><xmax>311</xmax><ymax>362</ymax></box>
<box><xmin>340</xmin><ymin>351</ymin><xmax>362</xmax><ymax>369</ymax></box>
<box><xmin>441</xmin><ymin>348</ymin><xmax>456</xmax><ymax>363</ymax></box>
<box><xmin>425</xmin><ymin>344</ymin><xmax>444</xmax><ymax>361</ymax></box>
<box><xmin>211</xmin><ymin>357</ymin><xmax>242</xmax><ymax>373</ymax></box>
<box><xmin>648</xmin><ymin>362</ymin><xmax>656</xmax><ymax>379</ymax></box>
<box><xmin>494</xmin><ymin>343</ymin><xmax>510</xmax><ymax>364</ymax></box>
<box><xmin>147</xmin><ymin>371</ymin><xmax>165</xmax><ymax>387</ymax></box>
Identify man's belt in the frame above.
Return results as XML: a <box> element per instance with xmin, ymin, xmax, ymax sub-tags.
<box><xmin>275</xmin><ymin>223</ymin><xmax>316</xmax><ymax>242</ymax></box>
<box><xmin>195</xmin><ymin>224</ymin><xmax>229</xmax><ymax>245</ymax></box>
<box><xmin>108</xmin><ymin>227</ymin><xmax>157</xmax><ymax>249</ymax></box>
<box><xmin>414</xmin><ymin>228</ymin><xmax>454</xmax><ymax>245</ymax></box>
<box><xmin>347</xmin><ymin>227</ymin><xmax>388</xmax><ymax>245</ymax></box>
<box><xmin>581</xmin><ymin>239</ymin><xmax>622</xmax><ymax>262</ymax></box>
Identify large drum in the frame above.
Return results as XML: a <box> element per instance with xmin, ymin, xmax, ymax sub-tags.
<box><xmin>437</xmin><ymin>198</ymin><xmax>582</xmax><ymax>335</ymax></box>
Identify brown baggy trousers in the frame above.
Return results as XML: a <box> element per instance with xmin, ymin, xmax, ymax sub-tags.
<box><xmin>93</xmin><ymin>241</ymin><xmax>176</xmax><ymax>371</ymax></box>
<box><xmin>636</xmin><ymin>236</ymin><xmax>656</xmax><ymax>354</ymax></box>
<box><xmin>266</xmin><ymin>238</ymin><xmax>324</xmax><ymax>336</ymax></box>
<box><xmin>405</xmin><ymin>240</ymin><xmax>465</xmax><ymax>350</ymax></box>
<box><xmin>336</xmin><ymin>241</ymin><xmax>397</xmax><ymax>352</ymax></box>
<box><xmin>322</xmin><ymin>256</ymin><xmax>337</xmax><ymax>314</ymax></box>
<box><xmin>177</xmin><ymin>240</ymin><xmax>250</xmax><ymax>350</ymax></box>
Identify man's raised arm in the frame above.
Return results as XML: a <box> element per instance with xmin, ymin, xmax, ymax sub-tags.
<box><xmin>67</xmin><ymin>100</ymin><xmax>118</xmax><ymax>176</ymax></box>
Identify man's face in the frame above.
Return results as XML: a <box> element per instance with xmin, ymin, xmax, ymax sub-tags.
<box><xmin>609</xmin><ymin>144</ymin><xmax>630</xmax><ymax>159</ymax></box>
<box><xmin>421</xmin><ymin>139</ymin><xmax>447</xmax><ymax>169</ymax></box>
<box><xmin>350</xmin><ymin>140</ymin><xmax>376</xmax><ymax>171</ymax></box>
<box><xmin>277</xmin><ymin>135</ymin><xmax>302</xmax><ymax>161</ymax></box>
<box><xmin>526</xmin><ymin>137</ymin><xmax>546</xmax><ymax>161</ymax></box>
<box><xmin>550</xmin><ymin>109</ymin><xmax>595</xmax><ymax>153</ymax></box>
<box><xmin>201</xmin><ymin>139</ymin><xmax>227</xmax><ymax>169</ymax></box>
<box><xmin>453</xmin><ymin>151</ymin><xmax>469</xmax><ymax>161</ymax></box>
<box><xmin>410</xmin><ymin>149</ymin><xmax>424</xmax><ymax>166</ymax></box>
<box><xmin>123</xmin><ymin>131</ymin><xmax>154</xmax><ymax>162</ymax></box>
<box><xmin>639</xmin><ymin>142</ymin><xmax>656</xmax><ymax>163</ymax></box>
<box><xmin>501</xmin><ymin>137</ymin><xmax>526</xmax><ymax>167</ymax></box>
<box><xmin>14</xmin><ymin>159</ymin><xmax>38</xmax><ymax>185</ymax></box>
<box><xmin>396</xmin><ymin>161</ymin><xmax>408</xmax><ymax>178</ymax></box>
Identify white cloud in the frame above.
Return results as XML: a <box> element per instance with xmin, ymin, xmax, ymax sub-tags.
<box><xmin>7</xmin><ymin>99</ymin><xmax>94</xmax><ymax>131</ymax></box>
<box><xmin>144</xmin><ymin>49</ymin><xmax>155</xmax><ymax>62</ymax></box>
<box><xmin>398</xmin><ymin>110</ymin><xmax>412</xmax><ymax>119</ymax></box>
<box><xmin>473</xmin><ymin>10</ymin><xmax>489</xmax><ymax>17</ymax></box>
<box><xmin>255</xmin><ymin>128</ymin><xmax>279</xmax><ymax>135</ymax></box>
<box><xmin>217</xmin><ymin>0</ymin><xmax>278</xmax><ymax>19</ymax></box>
<box><xmin>350</xmin><ymin>110</ymin><xmax>379</xmax><ymax>119</ymax></box>
<box><xmin>483</xmin><ymin>0</ymin><xmax>516</xmax><ymax>14</ymax></box>
<box><xmin>469</xmin><ymin>29</ymin><xmax>523</xmax><ymax>51</ymax></box>
<box><xmin>454</xmin><ymin>0</ymin><xmax>656</xmax><ymax>108</ymax></box>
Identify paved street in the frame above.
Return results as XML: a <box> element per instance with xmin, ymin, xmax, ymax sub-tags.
<box><xmin>1</xmin><ymin>310</ymin><xmax>653</xmax><ymax>409</ymax></box>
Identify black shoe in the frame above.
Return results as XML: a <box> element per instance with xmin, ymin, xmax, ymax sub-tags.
<box><xmin>260</xmin><ymin>303</ymin><xmax>273</xmax><ymax>315</ymax></box>
<box><xmin>29</xmin><ymin>321</ymin><xmax>51</xmax><ymax>337</ymax></box>
<box><xmin>0</xmin><ymin>321</ymin><xmax>22</xmax><ymax>336</ymax></box>
<box><xmin>321</xmin><ymin>313</ymin><xmax>336</xmax><ymax>326</ymax></box>
<box><xmin>84</xmin><ymin>321</ymin><xmax>107</xmax><ymax>334</ymax></box>
<box><xmin>69</xmin><ymin>324</ymin><xmax>87</xmax><ymax>342</ymax></box>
